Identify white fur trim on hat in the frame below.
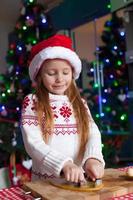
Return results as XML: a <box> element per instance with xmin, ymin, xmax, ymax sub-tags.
<box><xmin>29</xmin><ymin>46</ymin><xmax>82</xmax><ymax>82</ymax></box>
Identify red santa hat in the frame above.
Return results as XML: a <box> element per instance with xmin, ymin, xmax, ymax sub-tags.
<box><xmin>29</xmin><ymin>34</ymin><xmax>82</xmax><ymax>82</ymax></box>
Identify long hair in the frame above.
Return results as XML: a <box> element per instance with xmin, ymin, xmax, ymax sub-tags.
<box><xmin>35</xmin><ymin>74</ymin><xmax>90</xmax><ymax>160</ymax></box>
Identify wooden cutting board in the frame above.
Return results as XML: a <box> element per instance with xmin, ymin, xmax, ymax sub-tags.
<box><xmin>23</xmin><ymin>168</ymin><xmax>133</xmax><ymax>200</ymax></box>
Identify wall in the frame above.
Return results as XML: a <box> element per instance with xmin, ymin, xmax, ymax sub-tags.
<box><xmin>72</xmin><ymin>10</ymin><xmax>124</xmax><ymax>62</ymax></box>
<box><xmin>49</xmin><ymin>0</ymin><xmax>110</xmax><ymax>30</ymax></box>
<box><xmin>58</xmin><ymin>14</ymin><xmax>112</xmax><ymax>63</ymax></box>
<box><xmin>73</xmin><ymin>14</ymin><xmax>111</xmax><ymax>62</ymax></box>
<box><xmin>0</xmin><ymin>0</ymin><xmax>20</xmax><ymax>73</ymax></box>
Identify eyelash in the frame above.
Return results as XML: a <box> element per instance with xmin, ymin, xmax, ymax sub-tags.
<box><xmin>48</xmin><ymin>72</ymin><xmax>69</xmax><ymax>76</ymax></box>
<box><xmin>48</xmin><ymin>73</ymin><xmax>55</xmax><ymax>76</ymax></box>
<box><xmin>63</xmin><ymin>72</ymin><xmax>69</xmax><ymax>75</ymax></box>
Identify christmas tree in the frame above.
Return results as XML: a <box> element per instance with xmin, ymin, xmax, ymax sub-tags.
<box><xmin>83</xmin><ymin>13</ymin><xmax>129</xmax><ymax>166</ymax></box>
<box><xmin>98</xmin><ymin>13</ymin><xmax>128</xmax><ymax>134</ymax></box>
<box><xmin>0</xmin><ymin>0</ymin><xmax>55</xmax><ymax>184</ymax></box>
<box><xmin>87</xmin><ymin>13</ymin><xmax>129</xmax><ymax>134</ymax></box>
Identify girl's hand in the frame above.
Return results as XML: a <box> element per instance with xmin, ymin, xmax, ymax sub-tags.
<box><xmin>62</xmin><ymin>161</ymin><xmax>86</xmax><ymax>183</ymax></box>
<box><xmin>83</xmin><ymin>158</ymin><xmax>104</xmax><ymax>181</ymax></box>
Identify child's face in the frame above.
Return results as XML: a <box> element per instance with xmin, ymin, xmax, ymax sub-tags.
<box><xmin>40</xmin><ymin>59</ymin><xmax>73</xmax><ymax>95</ymax></box>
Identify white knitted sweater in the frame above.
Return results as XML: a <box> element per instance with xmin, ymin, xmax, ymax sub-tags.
<box><xmin>21</xmin><ymin>93</ymin><xmax>104</xmax><ymax>181</ymax></box>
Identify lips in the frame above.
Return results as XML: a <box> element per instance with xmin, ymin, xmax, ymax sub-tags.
<box><xmin>53</xmin><ymin>85</ymin><xmax>65</xmax><ymax>88</ymax></box>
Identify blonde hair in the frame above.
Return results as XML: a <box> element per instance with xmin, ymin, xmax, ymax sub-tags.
<box><xmin>35</xmin><ymin>74</ymin><xmax>90</xmax><ymax>160</ymax></box>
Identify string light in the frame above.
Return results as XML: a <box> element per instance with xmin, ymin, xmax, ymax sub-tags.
<box><xmin>105</xmin><ymin>58</ymin><xmax>110</xmax><ymax>63</ymax></box>
<box><xmin>16</xmin><ymin>107</ymin><xmax>20</xmax><ymax>111</ymax></box>
<box><xmin>7</xmin><ymin>89</ymin><xmax>11</xmax><ymax>93</ymax></box>
<box><xmin>110</xmin><ymin>74</ymin><xmax>114</xmax><ymax>79</ymax></box>
<box><xmin>41</xmin><ymin>14</ymin><xmax>47</xmax><ymax>24</ymax></box>
<box><xmin>102</xmin><ymin>98</ymin><xmax>107</xmax><ymax>103</ymax></box>
<box><xmin>120</xmin><ymin>114</ymin><xmax>127</xmax><ymax>121</ymax></box>
<box><xmin>106</xmin><ymin>107</ymin><xmax>111</xmax><ymax>112</ymax></box>
<box><xmin>17</xmin><ymin>45</ymin><xmax>22</xmax><ymax>51</ymax></box>
<box><xmin>32</xmin><ymin>40</ymin><xmax>37</xmax><ymax>44</ymax></box>
<box><xmin>90</xmin><ymin>68</ymin><xmax>94</xmax><ymax>72</ymax></box>
<box><xmin>104</xmin><ymin>89</ymin><xmax>108</xmax><ymax>93</ymax></box>
<box><xmin>114</xmin><ymin>81</ymin><xmax>118</xmax><ymax>87</ymax></box>
<box><xmin>100</xmin><ymin>113</ymin><xmax>105</xmax><ymax>117</ymax></box>
<box><xmin>2</xmin><ymin>106</ymin><xmax>5</xmax><ymax>110</ymax></box>
<box><xmin>107</xmin><ymin>4</ymin><xmax>111</xmax><ymax>9</ymax></box>
<box><xmin>119</xmin><ymin>51</ymin><xmax>123</xmax><ymax>55</ymax></box>
<box><xmin>96</xmin><ymin>114</ymin><xmax>100</xmax><ymax>118</ymax></box>
<box><xmin>16</xmin><ymin>71</ymin><xmax>19</xmax><ymax>75</ymax></box>
<box><xmin>117</xmin><ymin>60</ymin><xmax>122</xmax><ymax>66</ymax></box>
<box><xmin>9</xmin><ymin>50</ymin><xmax>14</xmax><ymax>55</ymax></box>
<box><xmin>113</xmin><ymin>45</ymin><xmax>118</xmax><ymax>50</ymax></box>
<box><xmin>23</xmin><ymin>26</ymin><xmax>27</xmax><ymax>30</ymax></box>
<box><xmin>2</xmin><ymin>93</ymin><xmax>6</xmax><ymax>97</ymax></box>
<box><xmin>26</xmin><ymin>16</ymin><xmax>30</xmax><ymax>20</ymax></box>
<box><xmin>94</xmin><ymin>83</ymin><xmax>99</xmax><ymax>88</ymax></box>
<box><xmin>120</xmin><ymin>31</ymin><xmax>125</xmax><ymax>37</ymax></box>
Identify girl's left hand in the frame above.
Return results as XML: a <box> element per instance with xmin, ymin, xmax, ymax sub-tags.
<box><xmin>83</xmin><ymin>158</ymin><xmax>104</xmax><ymax>181</ymax></box>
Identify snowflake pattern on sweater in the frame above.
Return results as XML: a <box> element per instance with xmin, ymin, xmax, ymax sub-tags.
<box><xmin>21</xmin><ymin>94</ymin><xmax>77</xmax><ymax>135</ymax></box>
<box><xmin>22</xmin><ymin>96</ymin><xmax>76</xmax><ymax>130</ymax></box>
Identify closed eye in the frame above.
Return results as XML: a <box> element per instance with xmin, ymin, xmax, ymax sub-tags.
<box><xmin>63</xmin><ymin>72</ymin><xmax>69</xmax><ymax>75</ymax></box>
<box><xmin>47</xmin><ymin>72</ymin><xmax>56</xmax><ymax>76</ymax></box>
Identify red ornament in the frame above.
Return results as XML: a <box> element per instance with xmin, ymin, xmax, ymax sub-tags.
<box><xmin>18</xmin><ymin>55</ymin><xmax>24</xmax><ymax>65</ymax></box>
<box><xmin>26</xmin><ymin>18</ymin><xmax>34</xmax><ymax>26</ymax></box>
<box><xmin>16</xmin><ymin>22</ymin><xmax>21</xmax><ymax>29</ymax></box>
<box><xmin>10</xmin><ymin>43</ymin><xmax>16</xmax><ymax>49</ymax></box>
<box><xmin>33</xmin><ymin>6</ymin><xmax>39</xmax><ymax>14</ymax></box>
<box><xmin>93</xmin><ymin>95</ymin><xmax>99</xmax><ymax>103</ymax></box>
<box><xmin>9</xmin><ymin>163</ymin><xmax>31</xmax><ymax>186</ymax></box>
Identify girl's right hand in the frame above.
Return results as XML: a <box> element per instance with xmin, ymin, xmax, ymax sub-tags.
<box><xmin>62</xmin><ymin>161</ymin><xmax>85</xmax><ymax>183</ymax></box>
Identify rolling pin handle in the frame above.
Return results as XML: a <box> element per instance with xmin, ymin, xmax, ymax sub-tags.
<box><xmin>24</xmin><ymin>191</ymin><xmax>32</xmax><ymax>195</ymax></box>
<box><xmin>23</xmin><ymin>191</ymin><xmax>42</xmax><ymax>199</ymax></box>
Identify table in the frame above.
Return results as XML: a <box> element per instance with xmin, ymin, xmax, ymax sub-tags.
<box><xmin>0</xmin><ymin>186</ymin><xmax>133</xmax><ymax>200</ymax></box>
<box><xmin>23</xmin><ymin>167</ymin><xmax>133</xmax><ymax>200</ymax></box>
<box><xmin>0</xmin><ymin>167</ymin><xmax>133</xmax><ymax>200</ymax></box>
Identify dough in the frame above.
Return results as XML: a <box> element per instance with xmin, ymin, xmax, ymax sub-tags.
<box><xmin>126</xmin><ymin>168</ymin><xmax>133</xmax><ymax>177</ymax></box>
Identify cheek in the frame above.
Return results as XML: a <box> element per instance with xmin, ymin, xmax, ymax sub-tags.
<box><xmin>68</xmin><ymin>74</ymin><xmax>73</xmax><ymax>82</ymax></box>
<box><xmin>42</xmin><ymin>76</ymin><xmax>55</xmax><ymax>85</ymax></box>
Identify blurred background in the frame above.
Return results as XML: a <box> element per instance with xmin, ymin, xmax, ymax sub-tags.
<box><xmin>0</xmin><ymin>0</ymin><xmax>133</xmax><ymax>189</ymax></box>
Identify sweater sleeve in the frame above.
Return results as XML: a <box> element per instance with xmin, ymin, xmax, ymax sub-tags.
<box><xmin>81</xmin><ymin>100</ymin><xmax>105</xmax><ymax>167</ymax></box>
<box><xmin>20</xmin><ymin>94</ymin><xmax>73</xmax><ymax>176</ymax></box>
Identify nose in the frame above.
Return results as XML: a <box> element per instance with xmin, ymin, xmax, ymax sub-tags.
<box><xmin>56</xmin><ymin>73</ymin><xmax>63</xmax><ymax>82</ymax></box>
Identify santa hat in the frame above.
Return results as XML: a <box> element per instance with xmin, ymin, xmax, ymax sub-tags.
<box><xmin>29</xmin><ymin>34</ymin><xmax>82</xmax><ymax>82</ymax></box>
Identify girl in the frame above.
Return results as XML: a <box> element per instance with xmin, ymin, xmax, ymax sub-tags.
<box><xmin>21</xmin><ymin>34</ymin><xmax>105</xmax><ymax>183</ymax></box>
